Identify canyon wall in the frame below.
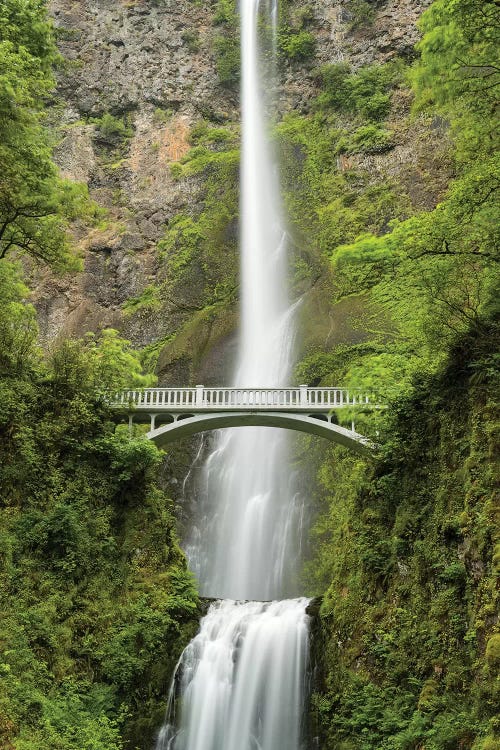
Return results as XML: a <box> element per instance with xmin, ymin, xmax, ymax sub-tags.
<box><xmin>35</xmin><ymin>0</ymin><xmax>437</xmax><ymax>384</ymax></box>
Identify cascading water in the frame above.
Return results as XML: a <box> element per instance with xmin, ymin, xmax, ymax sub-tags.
<box><xmin>156</xmin><ymin>600</ymin><xmax>310</xmax><ymax>750</ymax></box>
<box><xmin>156</xmin><ymin>2</ymin><xmax>310</xmax><ymax>748</ymax></box>
<box><xmin>187</xmin><ymin>0</ymin><xmax>304</xmax><ymax>603</ymax></box>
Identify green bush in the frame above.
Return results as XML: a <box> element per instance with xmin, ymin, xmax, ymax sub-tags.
<box><xmin>341</xmin><ymin>124</ymin><xmax>395</xmax><ymax>154</ymax></box>
<box><xmin>280</xmin><ymin>29</ymin><xmax>316</xmax><ymax>61</ymax></box>
<box><xmin>347</xmin><ymin>0</ymin><xmax>376</xmax><ymax>29</ymax></box>
<box><xmin>181</xmin><ymin>29</ymin><xmax>200</xmax><ymax>53</ymax></box>
<box><xmin>485</xmin><ymin>634</ymin><xmax>500</xmax><ymax>672</ymax></box>
<box><xmin>214</xmin><ymin>33</ymin><xmax>240</xmax><ymax>86</ymax></box>
<box><xmin>314</xmin><ymin>62</ymin><xmax>398</xmax><ymax>121</ymax></box>
<box><xmin>95</xmin><ymin>113</ymin><xmax>133</xmax><ymax>141</ymax></box>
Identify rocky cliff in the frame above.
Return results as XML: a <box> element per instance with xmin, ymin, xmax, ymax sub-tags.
<box><xmin>33</xmin><ymin>0</ymin><xmax>437</xmax><ymax>385</ymax></box>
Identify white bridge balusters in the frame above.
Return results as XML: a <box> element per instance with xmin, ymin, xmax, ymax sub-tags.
<box><xmin>111</xmin><ymin>386</ymin><xmax>381</xmax><ymax>413</ymax></box>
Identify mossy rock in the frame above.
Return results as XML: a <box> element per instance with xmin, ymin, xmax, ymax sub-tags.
<box><xmin>157</xmin><ymin>303</ymin><xmax>237</xmax><ymax>384</ymax></box>
<box><xmin>477</xmin><ymin>738</ymin><xmax>500</xmax><ymax>750</ymax></box>
<box><xmin>485</xmin><ymin>634</ymin><xmax>500</xmax><ymax>672</ymax></box>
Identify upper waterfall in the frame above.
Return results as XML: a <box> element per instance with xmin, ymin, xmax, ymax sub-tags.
<box><xmin>239</xmin><ymin>0</ymin><xmax>290</xmax><ymax>387</ymax></box>
<box><xmin>184</xmin><ymin>0</ymin><xmax>304</xmax><ymax>602</ymax></box>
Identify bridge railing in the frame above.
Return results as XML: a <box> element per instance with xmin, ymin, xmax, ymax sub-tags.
<box><xmin>110</xmin><ymin>386</ymin><xmax>380</xmax><ymax>411</ymax></box>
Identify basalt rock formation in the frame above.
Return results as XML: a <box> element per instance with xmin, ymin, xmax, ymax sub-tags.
<box><xmin>34</xmin><ymin>0</ymin><xmax>438</xmax><ymax>384</ymax></box>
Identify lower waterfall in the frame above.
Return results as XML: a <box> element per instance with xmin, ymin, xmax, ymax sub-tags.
<box><xmin>156</xmin><ymin>600</ymin><xmax>310</xmax><ymax>750</ymax></box>
<box><xmin>155</xmin><ymin>0</ymin><xmax>311</xmax><ymax>747</ymax></box>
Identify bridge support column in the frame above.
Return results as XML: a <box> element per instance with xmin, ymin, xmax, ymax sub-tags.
<box><xmin>300</xmin><ymin>384</ymin><xmax>308</xmax><ymax>406</ymax></box>
<box><xmin>150</xmin><ymin>414</ymin><xmax>158</xmax><ymax>431</ymax></box>
<box><xmin>196</xmin><ymin>385</ymin><xmax>204</xmax><ymax>407</ymax></box>
<box><xmin>128</xmin><ymin>414</ymin><xmax>134</xmax><ymax>435</ymax></box>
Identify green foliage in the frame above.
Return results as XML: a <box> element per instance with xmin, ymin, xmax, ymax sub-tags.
<box><xmin>485</xmin><ymin>635</ymin><xmax>500</xmax><ymax>672</ymax></box>
<box><xmin>122</xmin><ymin>285</ymin><xmax>162</xmax><ymax>316</ymax></box>
<box><xmin>346</xmin><ymin>0</ymin><xmax>376</xmax><ymax>29</ymax></box>
<box><xmin>290</xmin><ymin>4</ymin><xmax>500</xmax><ymax>748</ymax></box>
<box><xmin>314</xmin><ymin>62</ymin><xmax>400</xmax><ymax>121</ymax></box>
<box><xmin>181</xmin><ymin>29</ymin><xmax>200</xmax><ymax>53</ymax></box>
<box><xmin>157</xmin><ymin>128</ymin><xmax>239</xmax><ymax>310</ymax></box>
<box><xmin>214</xmin><ymin>33</ymin><xmax>240</xmax><ymax>86</ymax></box>
<box><xmin>0</xmin><ymin>0</ymin><xmax>89</xmax><ymax>271</ymax></box>
<box><xmin>189</xmin><ymin>120</ymin><xmax>235</xmax><ymax>146</ymax></box>
<box><xmin>212</xmin><ymin>0</ymin><xmax>240</xmax><ymax>87</ymax></box>
<box><xmin>307</xmin><ymin>327</ymin><xmax>499</xmax><ymax>749</ymax></box>
<box><xmin>94</xmin><ymin>113</ymin><xmax>133</xmax><ymax>141</ymax></box>
<box><xmin>0</xmin><ymin>264</ymin><xmax>199</xmax><ymax>749</ymax></box>
<box><xmin>411</xmin><ymin>0</ymin><xmax>499</xmax><ymax>164</ymax></box>
<box><xmin>279</xmin><ymin>29</ymin><xmax>316</xmax><ymax>61</ymax></box>
<box><xmin>0</xmin><ymin>261</ymin><xmax>39</xmax><ymax>376</ymax></box>
<box><xmin>213</xmin><ymin>0</ymin><xmax>235</xmax><ymax>26</ymax></box>
<box><xmin>48</xmin><ymin>329</ymin><xmax>157</xmax><ymax>395</ymax></box>
<box><xmin>300</xmin><ymin>0</ymin><xmax>500</xmax><ymax>407</ymax></box>
<box><xmin>276</xmin><ymin>110</ymin><xmax>406</xmax><ymax>258</ymax></box>
<box><xmin>340</xmin><ymin>124</ymin><xmax>395</xmax><ymax>154</ymax></box>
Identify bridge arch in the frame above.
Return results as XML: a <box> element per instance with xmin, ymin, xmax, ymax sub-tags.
<box><xmin>146</xmin><ymin>411</ymin><xmax>375</xmax><ymax>455</ymax></box>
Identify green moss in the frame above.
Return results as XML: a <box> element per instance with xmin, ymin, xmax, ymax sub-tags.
<box><xmin>122</xmin><ymin>285</ymin><xmax>162</xmax><ymax>316</ymax></box>
<box><xmin>485</xmin><ymin>634</ymin><xmax>500</xmax><ymax>672</ymax></box>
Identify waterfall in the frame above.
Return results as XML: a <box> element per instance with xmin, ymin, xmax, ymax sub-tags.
<box><xmin>156</xmin><ymin>600</ymin><xmax>310</xmax><ymax>750</ymax></box>
<box><xmin>186</xmin><ymin>0</ymin><xmax>304</xmax><ymax>604</ymax></box>
<box><xmin>156</xmin><ymin>2</ymin><xmax>310</xmax><ymax>748</ymax></box>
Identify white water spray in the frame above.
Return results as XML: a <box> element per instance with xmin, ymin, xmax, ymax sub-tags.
<box><xmin>156</xmin><ymin>2</ymin><xmax>310</xmax><ymax>747</ymax></box>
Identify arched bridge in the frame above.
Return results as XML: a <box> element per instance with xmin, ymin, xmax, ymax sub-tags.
<box><xmin>111</xmin><ymin>386</ymin><xmax>383</xmax><ymax>455</ymax></box>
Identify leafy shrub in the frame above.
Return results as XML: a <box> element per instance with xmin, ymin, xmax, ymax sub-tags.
<box><xmin>347</xmin><ymin>0</ymin><xmax>376</xmax><ymax>29</ymax></box>
<box><xmin>341</xmin><ymin>124</ymin><xmax>395</xmax><ymax>154</ymax></box>
<box><xmin>181</xmin><ymin>29</ymin><xmax>200</xmax><ymax>53</ymax></box>
<box><xmin>214</xmin><ymin>34</ymin><xmax>240</xmax><ymax>86</ymax></box>
<box><xmin>314</xmin><ymin>62</ymin><xmax>399</xmax><ymax>121</ymax></box>
<box><xmin>485</xmin><ymin>634</ymin><xmax>500</xmax><ymax>671</ymax></box>
<box><xmin>280</xmin><ymin>29</ymin><xmax>316</xmax><ymax>61</ymax></box>
<box><xmin>95</xmin><ymin>113</ymin><xmax>133</xmax><ymax>141</ymax></box>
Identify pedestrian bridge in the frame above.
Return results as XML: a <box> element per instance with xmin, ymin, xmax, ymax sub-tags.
<box><xmin>111</xmin><ymin>386</ymin><xmax>383</xmax><ymax>455</ymax></box>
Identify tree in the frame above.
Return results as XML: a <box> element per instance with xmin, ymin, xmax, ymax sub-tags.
<box><xmin>0</xmin><ymin>261</ymin><xmax>39</xmax><ymax>376</ymax></box>
<box><xmin>0</xmin><ymin>0</ymin><xmax>88</xmax><ymax>271</ymax></box>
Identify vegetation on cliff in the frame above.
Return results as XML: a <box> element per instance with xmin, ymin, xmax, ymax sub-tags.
<box><xmin>306</xmin><ymin>326</ymin><xmax>499</xmax><ymax>749</ymax></box>
<box><xmin>0</xmin><ymin>263</ymin><xmax>200</xmax><ymax>750</ymax></box>
<box><xmin>0</xmin><ymin>4</ymin><xmax>199</xmax><ymax>748</ymax></box>
<box><xmin>0</xmin><ymin>0</ymin><xmax>90</xmax><ymax>271</ymax></box>
<box><xmin>300</xmin><ymin>0</ymin><xmax>499</xmax><ymax>746</ymax></box>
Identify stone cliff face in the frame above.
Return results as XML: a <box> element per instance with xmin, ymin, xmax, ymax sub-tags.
<box><xmin>35</xmin><ymin>0</ymin><xmax>434</xmax><ymax>383</ymax></box>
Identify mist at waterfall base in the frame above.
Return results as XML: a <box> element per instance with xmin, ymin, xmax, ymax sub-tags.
<box><xmin>156</xmin><ymin>2</ymin><xmax>311</xmax><ymax>749</ymax></box>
